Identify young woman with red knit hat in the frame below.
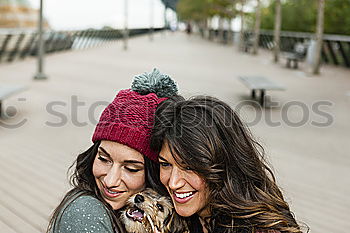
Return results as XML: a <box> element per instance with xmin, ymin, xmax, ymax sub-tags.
<box><xmin>47</xmin><ymin>69</ymin><xmax>177</xmax><ymax>233</ymax></box>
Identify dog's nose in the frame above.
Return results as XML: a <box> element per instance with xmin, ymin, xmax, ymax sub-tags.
<box><xmin>134</xmin><ymin>194</ymin><xmax>144</xmax><ymax>203</ymax></box>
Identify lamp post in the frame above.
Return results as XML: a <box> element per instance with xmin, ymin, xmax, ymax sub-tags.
<box><xmin>164</xmin><ymin>6</ymin><xmax>167</xmax><ymax>30</ymax></box>
<box><xmin>123</xmin><ymin>0</ymin><xmax>129</xmax><ymax>50</ymax></box>
<box><xmin>149</xmin><ymin>0</ymin><xmax>154</xmax><ymax>41</ymax></box>
<box><xmin>34</xmin><ymin>0</ymin><xmax>47</xmax><ymax>80</ymax></box>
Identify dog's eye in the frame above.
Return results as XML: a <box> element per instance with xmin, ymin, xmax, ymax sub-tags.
<box><xmin>156</xmin><ymin>203</ymin><xmax>164</xmax><ymax>212</ymax></box>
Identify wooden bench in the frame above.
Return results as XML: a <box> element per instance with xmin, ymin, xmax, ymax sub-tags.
<box><xmin>0</xmin><ymin>85</ymin><xmax>27</xmax><ymax>117</ymax></box>
<box><xmin>238</xmin><ymin>76</ymin><xmax>286</xmax><ymax>106</ymax></box>
<box><xmin>283</xmin><ymin>52</ymin><xmax>303</xmax><ymax>69</ymax></box>
<box><xmin>283</xmin><ymin>43</ymin><xmax>307</xmax><ymax>69</ymax></box>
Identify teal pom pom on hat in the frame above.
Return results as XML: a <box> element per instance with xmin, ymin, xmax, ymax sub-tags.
<box><xmin>131</xmin><ymin>68</ymin><xmax>178</xmax><ymax>98</ymax></box>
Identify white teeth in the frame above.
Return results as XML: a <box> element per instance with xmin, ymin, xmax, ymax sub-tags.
<box><xmin>175</xmin><ymin>192</ymin><xmax>193</xmax><ymax>199</ymax></box>
<box><xmin>108</xmin><ymin>190</ymin><xmax>118</xmax><ymax>194</ymax></box>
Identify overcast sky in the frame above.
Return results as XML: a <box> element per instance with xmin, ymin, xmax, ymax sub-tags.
<box><xmin>28</xmin><ymin>0</ymin><xmax>170</xmax><ymax>30</ymax></box>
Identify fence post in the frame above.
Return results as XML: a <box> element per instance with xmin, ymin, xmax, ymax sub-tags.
<box><xmin>7</xmin><ymin>33</ymin><xmax>25</xmax><ymax>62</ymax></box>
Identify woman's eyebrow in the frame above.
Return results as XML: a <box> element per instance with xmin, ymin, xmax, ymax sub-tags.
<box><xmin>98</xmin><ymin>147</ymin><xmax>111</xmax><ymax>158</ymax></box>
<box><xmin>158</xmin><ymin>155</ymin><xmax>167</xmax><ymax>161</ymax></box>
<box><xmin>123</xmin><ymin>160</ymin><xmax>144</xmax><ymax>165</ymax></box>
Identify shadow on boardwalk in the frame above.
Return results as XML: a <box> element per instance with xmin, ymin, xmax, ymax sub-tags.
<box><xmin>0</xmin><ymin>32</ymin><xmax>349</xmax><ymax>233</ymax></box>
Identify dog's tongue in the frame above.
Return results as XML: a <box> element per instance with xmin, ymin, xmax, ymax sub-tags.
<box><xmin>132</xmin><ymin>209</ymin><xmax>143</xmax><ymax>218</ymax></box>
<box><xmin>126</xmin><ymin>207</ymin><xmax>145</xmax><ymax>222</ymax></box>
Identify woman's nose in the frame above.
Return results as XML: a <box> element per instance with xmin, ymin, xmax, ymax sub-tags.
<box><xmin>103</xmin><ymin>165</ymin><xmax>121</xmax><ymax>188</ymax></box>
<box><xmin>168</xmin><ymin>167</ymin><xmax>186</xmax><ymax>190</ymax></box>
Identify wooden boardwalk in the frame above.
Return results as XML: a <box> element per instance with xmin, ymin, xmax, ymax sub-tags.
<box><xmin>0</xmin><ymin>32</ymin><xmax>349</xmax><ymax>233</ymax></box>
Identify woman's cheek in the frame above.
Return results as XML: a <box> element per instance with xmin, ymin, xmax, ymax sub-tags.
<box><xmin>159</xmin><ymin>169</ymin><xmax>169</xmax><ymax>186</ymax></box>
<box><xmin>92</xmin><ymin>158</ymin><xmax>103</xmax><ymax>178</ymax></box>
<box><xmin>124</xmin><ymin>171</ymin><xmax>146</xmax><ymax>190</ymax></box>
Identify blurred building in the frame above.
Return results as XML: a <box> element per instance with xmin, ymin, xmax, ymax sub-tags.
<box><xmin>0</xmin><ymin>0</ymin><xmax>48</xmax><ymax>29</ymax></box>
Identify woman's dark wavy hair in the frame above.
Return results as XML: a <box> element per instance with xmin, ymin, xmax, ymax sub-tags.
<box><xmin>151</xmin><ymin>96</ymin><xmax>305</xmax><ymax>233</ymax></box>
<box><xmin>47</xmin><ymin>140</ymin><xmax>166</xmax><ymax>233</ymax></box>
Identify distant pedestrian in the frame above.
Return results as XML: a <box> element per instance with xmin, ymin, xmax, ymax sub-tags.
<box><xmin>186</xmin><ymin>23</ymin><xmax>192</xmax><ymax>34</ymax></box>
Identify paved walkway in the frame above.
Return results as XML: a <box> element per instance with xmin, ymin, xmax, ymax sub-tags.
<box><xmin>0</xmin><ymin>32</ymin><xmax>349</xmax><ymax>233</ymax></box>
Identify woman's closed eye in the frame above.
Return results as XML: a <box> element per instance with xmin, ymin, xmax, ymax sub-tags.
<box><xmin>125</xmin><ymin>166</ymin><xmax>142</xmax><ymax>173</ymax></box>
<box><xmin>98</xmin><ymin>153</ymin><xmax>112</xmax><ymax>164</ymax></box>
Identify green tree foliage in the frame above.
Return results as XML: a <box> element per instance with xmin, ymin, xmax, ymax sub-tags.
<box><xmin>177</xmin><ymin>0</ymin><xmax>237</xmax><ymax>22</ymax></box>
<box><xmin>209</xmin><ymin>0</ymin><xmax>237</xmax><ymax>18</ymax></box>
<box><xmin>324</xmin><ymin>0</ymin><xmax>350</xmax><ymax>35</ymax></box>
<box><xmin>177</xmin><ymin>0</ymin><xmax>210</xmax><ymax>22</ymax></box>
<box><xmin>260</xmin><ymin>0</ymin><xmax>350</xmax><ymax>35</ymax></box>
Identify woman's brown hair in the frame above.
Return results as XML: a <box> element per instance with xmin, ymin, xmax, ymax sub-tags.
<box><xmin>47</xmin><ymin>140</ymin><xmax>166</xmax><ymax>233</ymax></box>
<box><xmin>151</xmin><ymin>96</ymin><xmax>305</xmax><ymax>233</ymax></box>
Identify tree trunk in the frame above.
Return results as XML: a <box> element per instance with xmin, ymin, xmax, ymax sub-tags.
<box><xmin>312</xmin><ymin>0</ymin><xmax>325</xmax><ymax>74</ymax></box>
<box><xmin>273</xmin><ymin>0</ymin><xmax>281</xmax><ymax>62</ymax></box>
<box><xmin>218</xmin><ymin>17</ymin><xmax>224</xmax><ymax>43</ymax></box>
<box><xmin>229</xmin><ymin>0</ymin><xmax>236</xmax><ymax>45</ymax></box>
<box><xmin>238</xmin><ymin>0</ymin><xmax>245</xmax><ymax>51</ymax></box>
<box><xmin>229</xmin><ymin>18</ymin><xmax>234</xmax><ymax>45</ymax></box>
<box><xmin>252</xmin><ymin>0</ymin><xmax>261</xmax><ymax>55</ymax></box>
<box><xmin>205</xmin><ymin>18</ymin><xmax>210</xmax><ymax>39</ymax></box>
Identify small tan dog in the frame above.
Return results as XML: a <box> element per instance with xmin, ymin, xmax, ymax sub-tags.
<box><xmin>120</xmin><ymin>188</ymin><xmax>189</xmax><ymax>233</ymax></box>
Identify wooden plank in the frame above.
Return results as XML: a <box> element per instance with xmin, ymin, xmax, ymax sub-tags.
<box><xmin>0</xmin><ymin>181</ymin><xmax>52</xmax><ymax>218</ymax></box>
<box><xmin>0</xmin><ymin>204</ymin><xmax>39</xmax><ymax>233</ymax></box>
<box><xmin>0</xmin><ymin>164</ymin><xmax>59</xmax><ymax>208</ymax></box>
<box><xmin>12</xmin><ymin>142</ymin><xmax>71</xmax><ymax>173</ymax></box>
<box><xmin>0</xmin><ymin>219</ymin><xmax>17</xmax><ymax>233</ymax></box>
<box><xmin>0</xmin><ymin>189</ymin><xmax>47</xmax><ymax>232</ymax></box>
<box><xmin>3</xmin><ymin>149</ymin><xmax>67</xmax><ymax>188</ymax></box>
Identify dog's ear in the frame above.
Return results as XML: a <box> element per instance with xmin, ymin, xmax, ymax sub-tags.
<box><xmin>164</xmin><ymin>210</ymin><xmax>189</xmax><ymax>233</ymax></box>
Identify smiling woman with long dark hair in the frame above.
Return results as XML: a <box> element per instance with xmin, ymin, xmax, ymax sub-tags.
<box><xmin>151</xmin><ymin>96</ymin><xmax>304</xmax><ymax>233</ymax></box>
<box><xmin>47</xmin><ymin>69</ymin><xmax>175</xmax><ymax>233</ymax></box>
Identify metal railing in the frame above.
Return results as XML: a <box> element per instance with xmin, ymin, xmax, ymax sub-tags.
<box><xmin>208</xmin><ymin>29</ymin><xmax>350</xmax><ymax>69</ymax></box>
<box><xmin>0</xmin><ymin>28</ymin><xmax>164</xmax><ymax>63</ymax></box>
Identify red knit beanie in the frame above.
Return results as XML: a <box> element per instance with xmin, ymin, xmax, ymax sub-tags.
<box><xmin>92</xmin><ymin>69</ymin><xmax>178</xmax><ymax>161</ymax></box>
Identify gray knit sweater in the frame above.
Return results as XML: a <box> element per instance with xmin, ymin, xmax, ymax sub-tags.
<box><xmin>52</xmin><ymin>195</ymin><xmax>115</xmax><ymax>233</ymax></box>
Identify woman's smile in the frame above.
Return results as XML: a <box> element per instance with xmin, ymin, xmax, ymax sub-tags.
<box><xmin>173</xmin><ymin>191</ymin><xmax>197</xmax><ymax>204</ymax></box>
<box><xmin>100</xmin><ymin>182</ymin><xmax>126</xmax><ymax>199</ymax></box>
